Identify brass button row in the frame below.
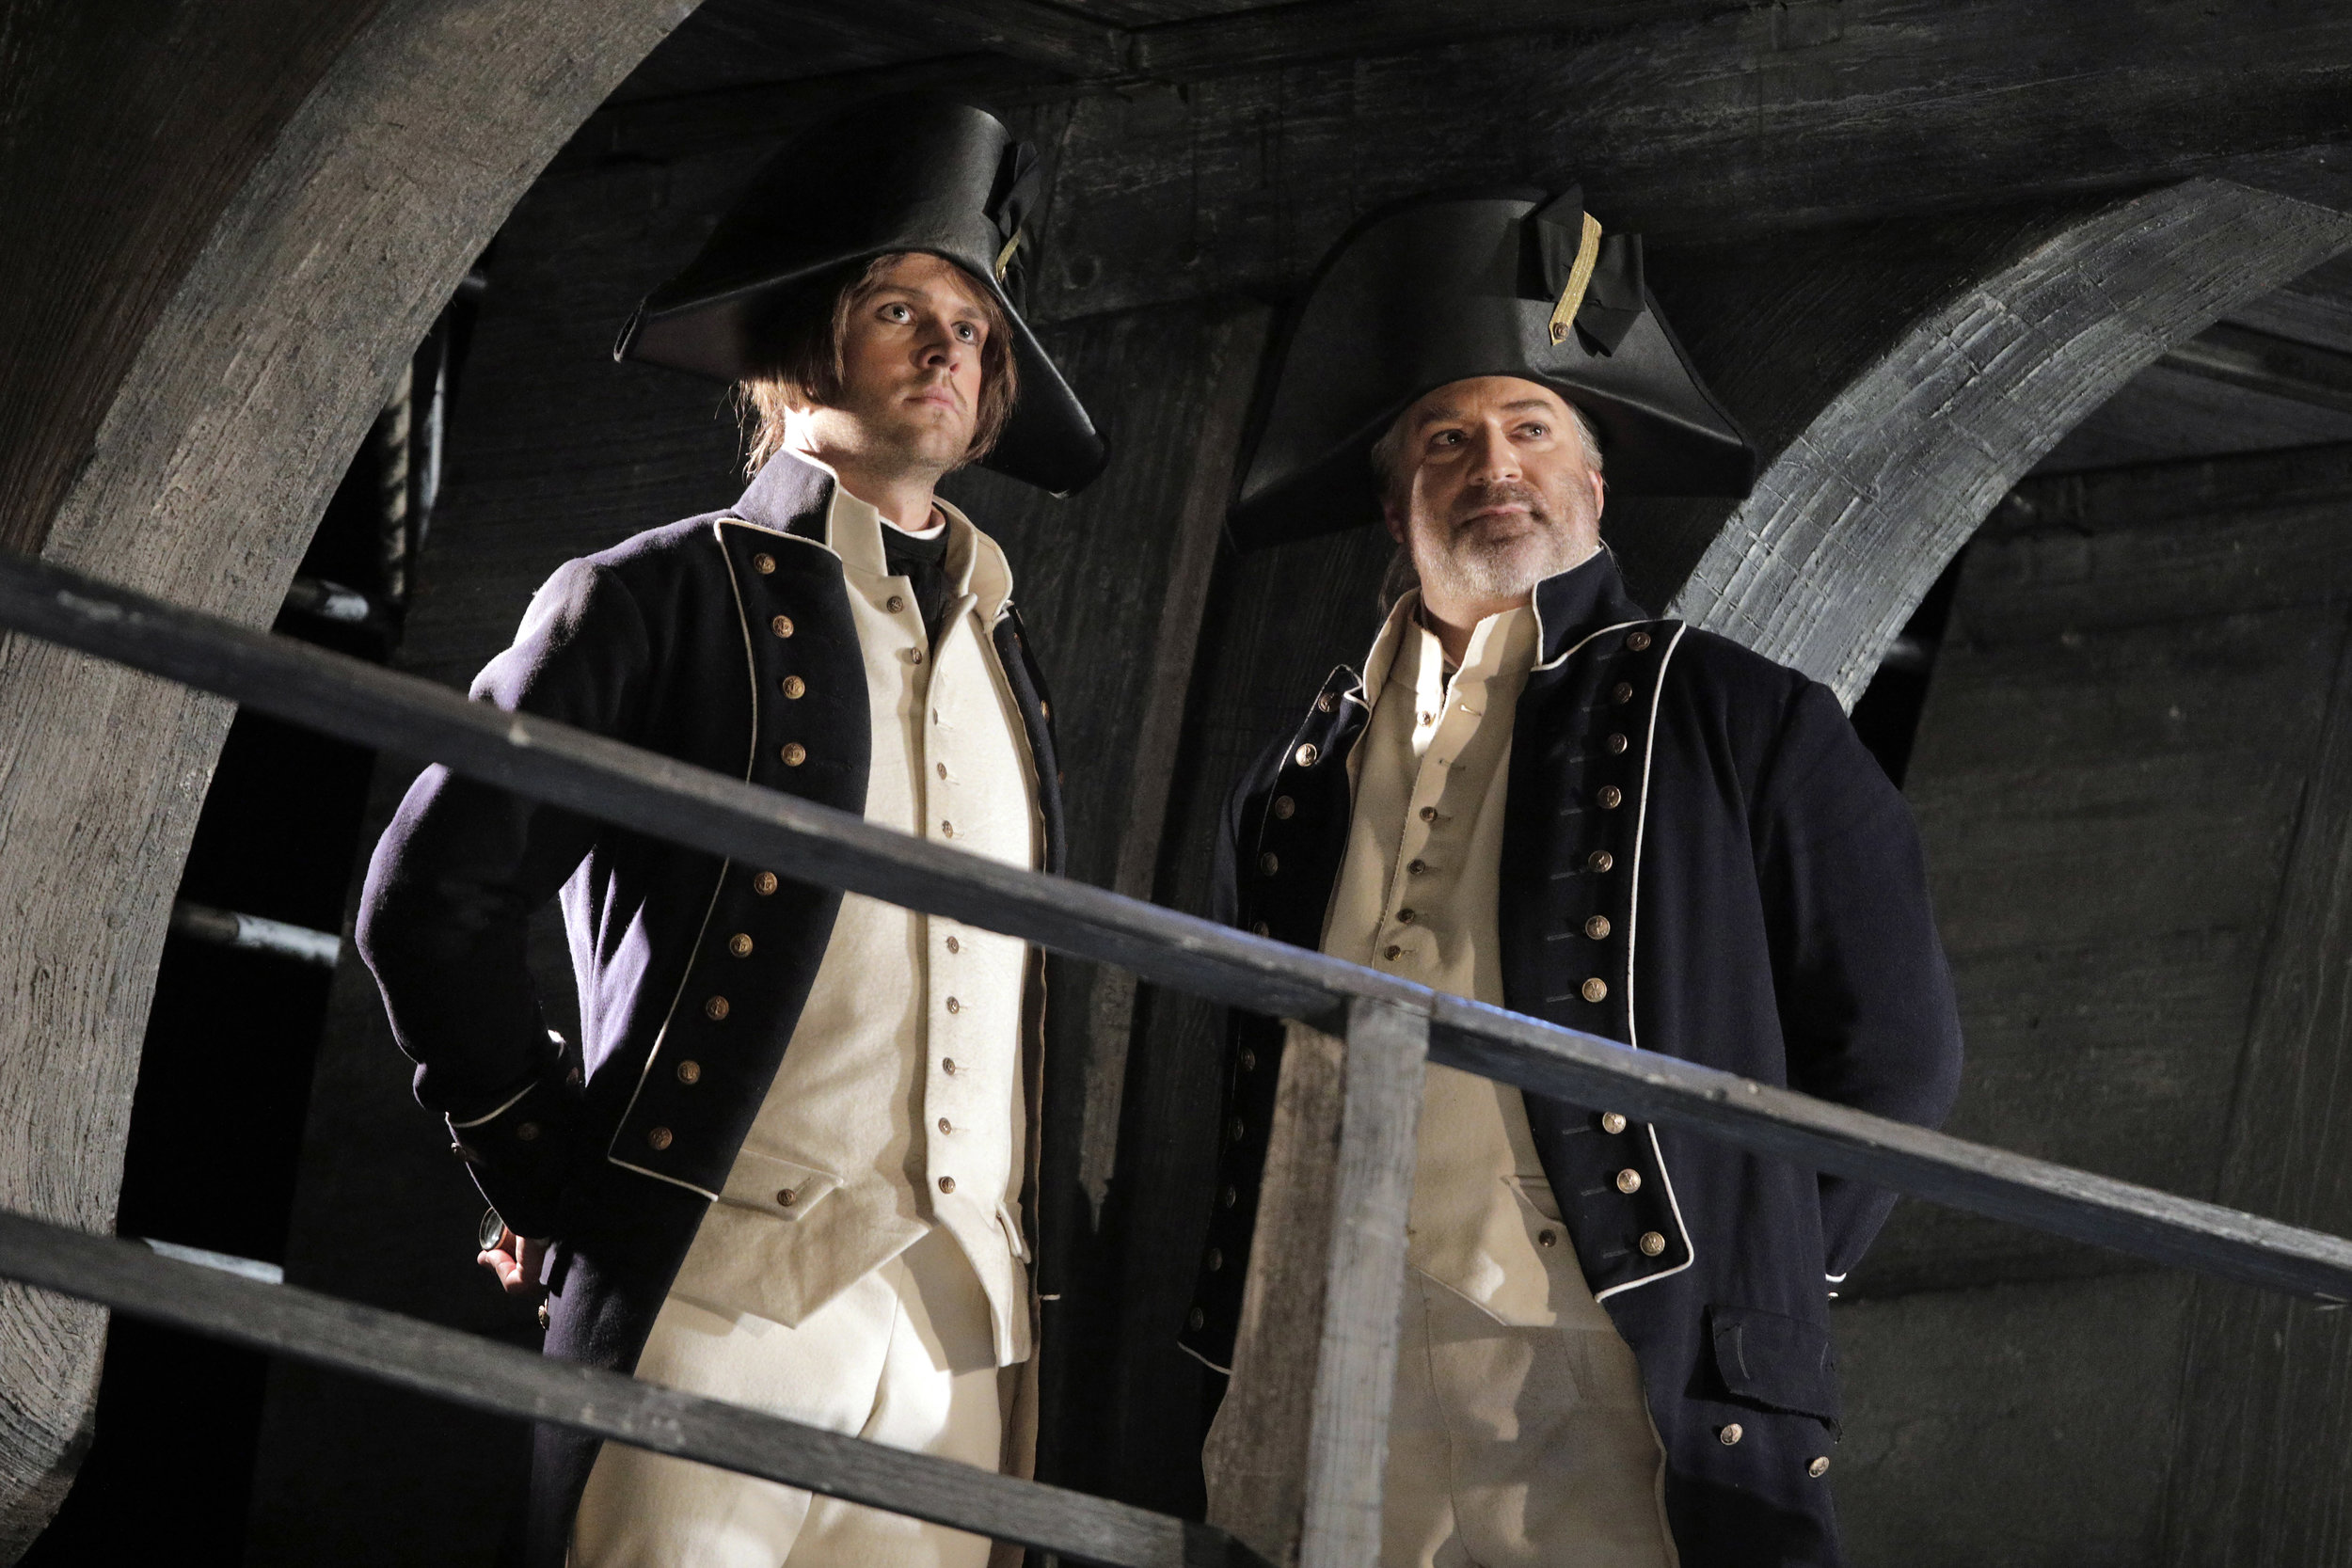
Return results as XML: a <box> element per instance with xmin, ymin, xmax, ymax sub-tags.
<box><xmin>728</xmin><ymin>932</ymin><xmax>753</xmax><ymax>958</ymax></box>
<box><xmin>781</xmin><ymin>674</ymin><xmax>805</xmax><ymax>699</ymax></box>
<box><xmin>1581</xmin><ymin>977</ymin><xmax>1609</xmax><ymax>1004</ymax></box>
<box><xmin>754</xmin><ymin>871</ymin><xmax>779</xmax><ymax>895</ymax></box>
<box><xmin>771</xmin><ymin>615</ymin><xmax>794</xmax><ymax>639</ymax></box>
<box><xmin>1584</xmin><ymin>915</ymin><xmax>1611</xmax><ymax>940</ymax></box>
<box><xmin>1615</xmin><ymin>1168</ymin><xmax>1643</xmax><ymax>1194</ymax></box>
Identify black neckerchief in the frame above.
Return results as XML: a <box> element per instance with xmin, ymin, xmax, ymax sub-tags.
<box><xmin>882</xmin><ymin>509</ymin><xmax>954</xmax><ymax>646</ymax></box>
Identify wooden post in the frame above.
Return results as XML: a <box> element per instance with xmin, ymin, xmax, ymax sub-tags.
<box><xmin>1205</xmin><ymin>996</ymin><xmax>1429</xmax><ymax>1567</ymax></box>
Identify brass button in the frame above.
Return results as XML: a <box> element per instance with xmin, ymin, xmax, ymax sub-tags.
<box><xmin>704</xmin><ymin>995</ymin><xmax>730</xmax><ymax>1021</ymax></box>
<box><xmin>942</xmin><ymin>1057</ymin><xmax>958</xmax><ymax>1074</ymax></box>
<box><xmin>1206</xmin><ymin>1247</ymin><xmax>1224</xmax><ymax>1272</ymax></box>
<box><xmin>938</xmin><ymin>1117</ymin><xmax>952</xmax><ymax>1133</ymax></box>
<box><xmin>515</xmin><ymin>1121</ymin><xmax>540</xmax><ymax>1143</ymax></box>
<box><xmin>728</xmin><ymin>933</ymin><xmax>753</xmax><ymax>958</ymax></box>
<box><xmin>937</xmin><ymin>1175</ymin><xmax>956</xmax><ymax>1194</ymax></box>
<box><xmin>1419</xmin><ymin>805</ymin><xmax>1438</xmax><ymax>822</ymax></box>
<box><xmin>1397</xmin><ymin>907</ymin><xmax>1416</xmax><ymax>924</ymax></box>
<box><xmin>675</xmin><ymin>1059</ymin><xmax>701</xmax><ymax>1085</ymax></box>
<box><xmin>1315</xmin><ymin>692</ymin><xmax>1336</xmax><ymax>713</ymax></box>
<box><xmin>781</xmin><ymin>742</ymin><xmax>807</xmax><ymax>767</ymax></box>
<box><xmin>909</xmin><ymin>647</ymin><xmax>925</xmax><ymax>664</ymax></box>
<box><xmin>936</xmin><ymin>761</ymin><xmax>947</xmax><ymax>779</ymax></box>
<box><xmin>753</xmin><ymin>871</ymin><xmax>779</xmax><ymax>895</ymax></box>
<box><xmin>1239</xmin><ymin>1048</ymin><xmax>1257</xmax><ymax>1072</ymax></box>
<box><xmin>1537</xmin><ymin>1228</ymin><xmax>1559</xmax><ymax>1248</ymax></box>
<box><xmin>1601</xmin><ymin>1112</ymin><xmax>1629</xmax><ymax>1134</ymax></box>
<box><xmin>647</xmin><ymin>1126</ymin><xmax>674</xmax><ymax>1151</ymax></box>
<box><xmin>1581</xmin><ymin>977</ymin><xmax>1609</xmax><ymax>1003</ymax></box>
<box><xmin>1230</xmin><ymin>1117</ymin><xmax>1247</xmax><ymax>1143</ymax></box>
<box><xmin>753</xmin><ymin>552</ymin><xmax>776</xmax><ymax>575</ymax></box>
<box><xmin>1272</xmin><ymin>795</ymin><xmax>1296</xmax><ymax>819</ymax></box>
<box><xmin>1584</xmin><ymin>915</ymin><xmax>1612</xmax><ymax>940</ymax></box>
<box><xmin>1252</xmin><ymin>921</ymin><xmax>1271</xmax><ymax>937</ymax></box>
<box><xmin>1294</xmin><ymin>742</ymin><xmax>1320</xmax><ymax>768</ymax></box>
<box><xmin>941</xmin><ymin>819</ymin><xmax>956</xmax><ymax>838</ymax></box>
<box><xmin>1407</xmin><ymin>858</ymin><xmax>1427</xmax><ymax>875</ymax></box>
<box><xmin>1720</xmin><ymin>1423</ymin><xmax>1744</xmax><ymax>1447</ymax></box>
<box><xmin>1606</xmin><ymin>733</ymin><xmax>1629</xmax><ymax>754</ymax></box>
<box><xmin>1041</xmin><ymin>701</ymin><xmax>1050</xmax><ymax>719</ymax></box>
<box><xmin>1808</xmin><ymin>1456</ymin><xmax>1831</xmax><ymax>1479</ymax></box>
<box><xmin>1417</xmin><ymin>710</ymin><xmax>1434</xmax><ymax>726</ymax></box>
<box><xmin>1629</xmin><ymin>630</ymin><xmax>1652</xmax><ymax>652</ymax></box>
<box><xmin>1613</xmin><ymin>681</ymin><xmax>1634</xmax><ymax>704</ymax></box>
<box><xmin>1259</xmin><ymin>851</ymin><xmax>1279</xmax><ymax>876</ymax></box>
<box><xmin>888</xmin><ymin>594</ymin><xmax>907</xmax><ymax>613</ymax></box>
<box><xmin>777</xmin><ymin>1187</ymin><xmax>796</xmax><ymax>1207</ymax></box>
<box><xmin>1597</xmin><ymin>784</ymin><xmax>1623</xmax><ymax>809</ymax></box>
<box><xmin>770</xmin><ymin>614</ymin><xmax>795</xmax><ymax>638</ymax></box>
<box><xmin>946</xmin><ymin>997</ymin><xmax>961</xmax><ymax>1014</ymax></box>
<box><xmin>1189</xmin><ymin>1306</ymin><xmax>1208</xmax><ymax>1329</ymax></box>
<box><xmin>1587</xmin><ymin>849</ymin><xmax>1614</xmax><ymax>873</ymax></box>
<box><xmin>1616</xmin><ymin>1168</ymin><xmax>1643</xmax><ymax>1194</ymax></box>
<box><xmin>945</xmin><ymin>935</ymin><xmax>960</xmax><ymax>954</ymax></box>
<box><xmin>1222</xmin><ymin>1186</ymin><xmax>1239</xmax><ymax>1209</ymax></box>
<box><xmin>1639</xmin><ymin>1230</ymin><xmax>1666</xmax><ymax>1257</ymax></box>
<box><xmin>1384</xmin><ymin>944</ymin><xmax>1403</xmax><ymax>960</ymax></box>
<box><xmin>781</xmin><ymin>674</ymin><xmax>806</xmax><ymax>699</ymax></box>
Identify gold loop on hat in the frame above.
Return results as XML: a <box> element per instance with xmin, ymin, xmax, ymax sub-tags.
<box><xmin>1548</xmin><ymin>211</ymin><xmax>1605</xmax><ymax>346</ymax></box>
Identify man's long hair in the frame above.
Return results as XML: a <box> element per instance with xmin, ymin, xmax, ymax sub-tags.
<box><xmin>736</xmin><ymin>252</ymin><xmax>1021</xmax><ymax>477</ymax></box>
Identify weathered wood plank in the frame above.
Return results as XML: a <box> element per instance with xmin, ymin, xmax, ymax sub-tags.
<box><xmin>2159</xmin><ymin>616</ymin><xmax>2352</xmax><ymax>1560</ymax></box>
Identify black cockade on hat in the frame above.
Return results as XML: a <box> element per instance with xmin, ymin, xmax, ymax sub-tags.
<box><xmin>615</xmin><ymin>95</ymin><xmax>1107</xmax><ymax>497</ymax></box>
<box><xmin>1228</xmin><ymin>188</ymin><xmax>1756</xmax><ymax>549</ymax></box>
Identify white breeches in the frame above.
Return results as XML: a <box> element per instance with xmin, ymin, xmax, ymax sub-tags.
<box><xmin>572</xmin><ymin>1228</ymin><xmax>1011</xmax><ymax>1568</ymax></box>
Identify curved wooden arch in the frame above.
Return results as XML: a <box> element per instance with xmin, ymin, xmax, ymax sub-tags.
<box><xmin>0</xmin><ymin>0</ymin><xmax>687</xmax><ymax>1544</ymax></box>
<box><xmin>1661</xmin><ymin>179</ymin><xmax>2352</xmax><ymax>704</ymax></box>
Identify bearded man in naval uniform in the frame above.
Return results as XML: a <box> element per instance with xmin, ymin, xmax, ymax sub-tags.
<box><xmin>1184</xmin><ymin>190</ymin><xmax>1966</xmax><ymax>1566</ymax></box>
<box><xmin>358</xmin><ymin>97</ymin><xmax>1104</xmax><ymax>1568</ymax></box>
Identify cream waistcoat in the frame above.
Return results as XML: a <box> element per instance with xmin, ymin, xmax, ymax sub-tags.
<box><xmin>1322</xmin><ymin>591</ymin><xmax>1619</xmax><ymax>1333</ymax></box>
<box><xmin>668</xmin><ymin>482</ymin><xmax>1038</xmax><ymax>1367</ymax></box>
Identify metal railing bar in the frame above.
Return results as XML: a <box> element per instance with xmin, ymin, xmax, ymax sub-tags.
<box><xmin>5</xmin><ymin>554</ymin><xmax>2351</xmax><ymax>1303</ymax></box>
<box><xmin>0</xmin><ymin>1208</ymin><xmax>1264</xmax><ymax>1568</ymax></box>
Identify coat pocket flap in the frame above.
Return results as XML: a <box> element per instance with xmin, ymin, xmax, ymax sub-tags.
<box><xmin>1708</xmin><ymin>1305</ymin><xmax>1840</xmax><ymax>1419</ymax></box>
<box><xmin>717</xmin><ymin>1148</ymin><xmax>842</xmax><ymax>1222</ymax></box>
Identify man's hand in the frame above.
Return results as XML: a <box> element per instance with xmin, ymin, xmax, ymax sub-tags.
<box><xmin>478</xmin><ymin>1226</ymin><xmax>549</xmax><ymax>1299</ymax></box>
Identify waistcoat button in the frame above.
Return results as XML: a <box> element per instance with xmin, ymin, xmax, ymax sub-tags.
<box><xmin>1537</xmin><ymin>1228</ymin><xmax>1559</xmax><ymax>1248</ymax></box>
<box><xmin>946</xmin><ymin>997</ymin><xmax>961</xmax><ymax>1014</ymax></box>
<box><xmin>888</xmin><ymin>594</ymin><xmax>907</xmax><ymax>613</ymax></box>
<box><xmin>939</xmin><ymin>1117</ymin><xmax>952</xmax><ymax>1133</ymax></box>
<box><xmin>945</xmin><ymin>935</ymin><xmax>960</xmax><ymax>953</ymax></box>
<box><xmin>942</xmin><ymin>1058</ymin><xmax>957</xmax><ymax>1074</ymax></box>
<box><xmin>777</xmin><ymin>1188</ymin><xmax>796</xmax><ymax>1208</ymax></box>
<box><xmin>937</xmin><ymin>1176</ymin><xmax>956</xmax><ymax>1194</ymax></box>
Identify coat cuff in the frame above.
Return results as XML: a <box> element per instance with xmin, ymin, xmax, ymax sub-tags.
<box><xmin>446</xmin><ymin>1072</ymin><xmax>582</xmax><ymax>1239</ymax></box>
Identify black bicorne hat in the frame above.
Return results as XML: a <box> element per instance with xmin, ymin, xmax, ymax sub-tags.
<box><xmin>1228</xmin><ymin>189</ymin><xmax>1756</xmax><ymax>549</ymax></box>
<box><xmin>615</xmin><ymin>96</ymin><xmax>1108</xmax><ymax>496</ymax></box>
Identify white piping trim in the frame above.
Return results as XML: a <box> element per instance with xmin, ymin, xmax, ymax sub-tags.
<box><xmin>1825</xmin><ymin>1271</ymin><xmax>1849</xmax><ymax>1284</ymax></box>
<box><xmin>1594</xmin><ymin>623</ymin><xmax>1696</xmax><ymax>1302</ymax></box>
<box><xmin>448</xmin><ymin>1080</ymin><xmax>535</xmax><ymax>1130</ymax></box>
<box><xmin>601</xmin><ymin>522</ymin><xmax>762</xmax><ymax>1174</ymax></box>
<box><xmin>1178</xmin><ymin>1339</ymin><xmax>1233</xmax><ymax>1377</ymax></box>
<box><xmin>1534</xmin><ymin>618</ymin><xmax>1648</xmax><ymax>674</ymax></box>
<box><xmin>605</xmin><ymin>1158</ymin><xmax>721</xmax><ymax>1201</ymax></box>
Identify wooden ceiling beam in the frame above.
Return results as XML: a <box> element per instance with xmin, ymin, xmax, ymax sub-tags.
<box><xmin>774</xmin><ymin>0</ymin><xmax>1123</xmax><ymax>79</ymax></box>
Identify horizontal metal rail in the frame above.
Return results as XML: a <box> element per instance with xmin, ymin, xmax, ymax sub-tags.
<box><xmin>6</xmin><ymin>551</ymin><xmax>2351</xmax><ymax>1301</ymax></box>
<box><xmin>0</xmin><ymin>1208</ymin><xmax>1263</xmax><ymax>1568</ymax></box>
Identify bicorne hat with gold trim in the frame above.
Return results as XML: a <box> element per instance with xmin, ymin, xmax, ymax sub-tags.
<box><xmin>616</xmin><ymin>95</ymin><xmax>1107</xmax><ymax>496</ymax></box>
<box><xmin>1228</xmin><ymin>189</ymin><xmax>1755</xmax><ymax>549</ymax></box>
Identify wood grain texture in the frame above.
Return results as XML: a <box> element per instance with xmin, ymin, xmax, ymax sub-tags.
<box><xmin>0</xmin><ymin>0</ymin><xmax>690</xmax><ymax>1549</ymax></box>
<box><xmin>1668</xmin><ymin>180</ymin><xmax>2352</xmax><ymax>703</ymax></box>
<box><xmin>2160</xmin><ymin>595</ymin><xmax>2352</xmax><ymax>1560</ymax></box>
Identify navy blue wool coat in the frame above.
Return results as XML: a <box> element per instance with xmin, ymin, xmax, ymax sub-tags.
<box><xmin>1181</xmin><ymin>550</ymin><xmax>1964</xmax><ymax>1566</ymax></box>
<box><xmin>357</xmin><ymin>450</ymin><xmax>1063</xmax><ymax>1566</ymax></box>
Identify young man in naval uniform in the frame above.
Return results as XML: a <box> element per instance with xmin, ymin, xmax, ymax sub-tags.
<box><xmin>357</xmin><ymin>97</ymin><xmax>1104</xmax><ymax>1568</ymax></box>
<box><xmin>1184</xmin><ymin>191</ymin><xmax>1965</xmax><ymax>1566</ymax></box>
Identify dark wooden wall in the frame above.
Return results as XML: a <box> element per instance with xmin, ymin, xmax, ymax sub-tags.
<box><xmin>1830</xmin><ymin>441</ymin><xmax>2352</xmax><ymax>1564</ymax></box>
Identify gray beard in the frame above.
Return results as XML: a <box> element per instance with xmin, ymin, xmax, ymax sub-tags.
<box><xmin>1423</xmin><ymin>526</ymin><xmax>1590</xmax><ymax>606</ymax></box>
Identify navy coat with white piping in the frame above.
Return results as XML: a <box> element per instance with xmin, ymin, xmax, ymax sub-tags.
<box><xmin>1182</xmin><ymin>549</ymin><xmax>1963</xmax><ymax>1566</ymax></box>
